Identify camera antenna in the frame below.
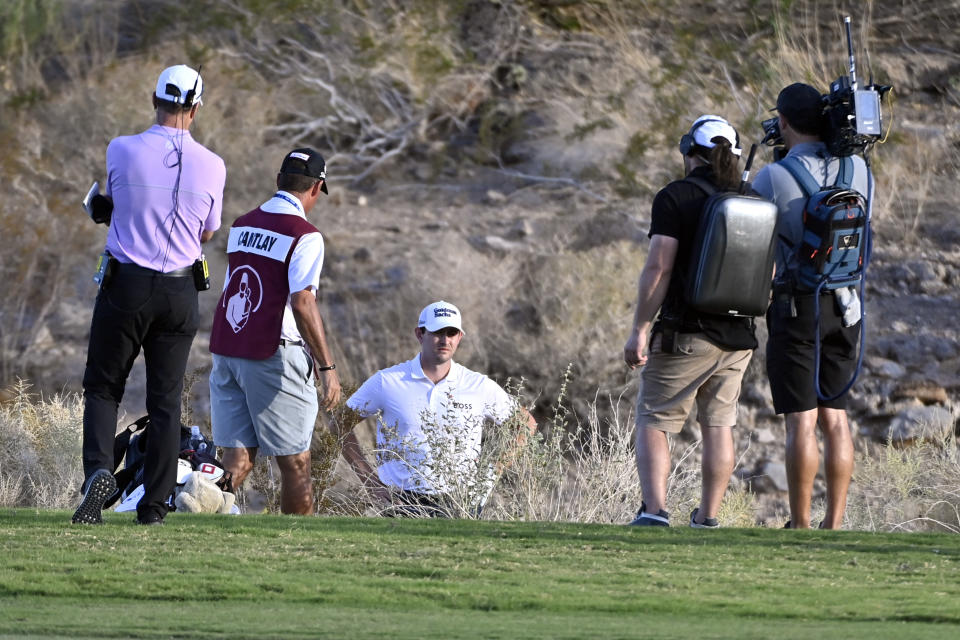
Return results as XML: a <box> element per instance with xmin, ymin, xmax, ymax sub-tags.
<box><xmin>844</xmin><ymin>16</ymin><xmax>858</xmax><ymax>91</ymax></box>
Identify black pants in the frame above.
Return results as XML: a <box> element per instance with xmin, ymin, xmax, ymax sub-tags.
<box><xmin>387</xmin><ymin>490</ymin><xmax>483</xmax><ymax>519</ymax></box>
<box><xmin>81</xmin><ymin>265</ymin><xmax>199</xmax><ymax>520</ymax></box>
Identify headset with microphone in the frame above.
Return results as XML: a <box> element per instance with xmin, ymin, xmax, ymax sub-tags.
<box><xmin>678</xmin><ymin>117</ymin><xmax>741</xmax><ymax>157</ymax></box>
<box><xmin>161</xmin><ymin>65</ymin><xmax>202</xmax><ymax>108</ymax></box>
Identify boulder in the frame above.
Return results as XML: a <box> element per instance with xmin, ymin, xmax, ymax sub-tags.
<box><xmin>866</xmin><ymin>356</ymin><xmax>906</xmax><ymax>379</ymax></box>
<box><xmin>751</xmin><ymin>460</ymin><xmax>789</xmax><ymax>494</ymax></box>
<box><xmin>888</xmin><ymin>405</ymin><xmax>955</xmax><ymax>444</ymax></box>
<box><xmin>751</xmin><ymin>427</ymin><xmax>777</xmax><ymax>445</ymax></box>
<box><xmin>892</xmin><ymin>381</ymin><xmax>949</xmax><ymax>405</ymax></box>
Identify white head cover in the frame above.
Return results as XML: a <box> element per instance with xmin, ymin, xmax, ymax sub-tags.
<box><xmin>155</xmin><ymin>64</ymin><xmax>203</xmax><ymax>106</ymax></box>
<box><xmin>418</xmin><ymin>300</ymin><xmax>464</xmax><ymax>333</ymax></box>
<box><xmin>689</xmin><ymin>115</ymin><xmax>742</xmax><ymax>156</ymax></box>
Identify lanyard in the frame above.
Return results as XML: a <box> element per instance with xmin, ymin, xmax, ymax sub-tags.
<box><xmin>273</xmin><ymin>192</ymin><xmax>304</xmax><ymax>216</ymax></box>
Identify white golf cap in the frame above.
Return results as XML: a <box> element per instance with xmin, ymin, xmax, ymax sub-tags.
<box><xmin>418</xmin><ymin>301</ymin><xmax>464</xmax><ymax>334</ymax></box>
<box><xmin>155</xmin><ymin>64</ymin><xmax>203</xmax><ymax>106</ymax></box>
<box><xmin>689</xmin><ymin>115</ymin><xmax>741</xmax><ymax>156</ymax></box>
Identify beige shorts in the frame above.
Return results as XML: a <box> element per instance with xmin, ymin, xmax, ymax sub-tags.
<box><xmin>635</xmin><ymin>332</ymin><xmax>752</xmax><ymax>434</ymax></box>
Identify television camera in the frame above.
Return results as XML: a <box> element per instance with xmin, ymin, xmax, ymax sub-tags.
<box><xmin>761</xmin><ymin>16</ymin><xmax>892</xmax><ymax>158</ymax></box>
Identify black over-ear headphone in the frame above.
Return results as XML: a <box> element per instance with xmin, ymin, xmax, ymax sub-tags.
<box><xmin>182</xmin><ymin>65</ymin><xmax>202</xmax><ymax>108</ymax></box>
<box><xmin>163</xmin><ymin>66</ymin><xmax>202</xmax><ymax>107</ymax></box>
<box><xmin>678</xmin><ymin>118</ymin><xmax>740</xmax><ymax>156</ymax></box>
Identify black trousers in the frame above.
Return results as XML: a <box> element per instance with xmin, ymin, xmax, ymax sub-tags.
<box><xmin>81</xmin><ymin>266</ymin><xmax>199</xmax><ymax>520</ymax></box>
<box><xmin>387</xmin><ymin>490</ymin><xmax>483</xmax><ymax>519</ymax></box>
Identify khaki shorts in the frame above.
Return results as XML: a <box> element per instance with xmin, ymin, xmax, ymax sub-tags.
<box><xmin>636</xmin><ymin>332</ymin><xmax>752</xmax><ymax>434</ymax></box>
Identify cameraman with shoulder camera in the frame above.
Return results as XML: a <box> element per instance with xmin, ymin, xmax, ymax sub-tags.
<box><xmin>753</xmin><ymin>83</ymin><xmax>870</xmax><ymax>530</ymax></box>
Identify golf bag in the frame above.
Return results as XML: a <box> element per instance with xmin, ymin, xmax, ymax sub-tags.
<box><xmin>103</xmin><ymin>416</ymin><xmax>232</xmax><ymax>511</ymax></box>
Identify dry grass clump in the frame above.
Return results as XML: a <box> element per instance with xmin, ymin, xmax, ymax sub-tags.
<box><xmin>845</xmin><ymin>433</ymin><xmax>960</xmax><ymax>533</ymax></box>
<box><xmin>487</xmin><ymin>374</ymin><xmax>642</xmax><ymax>523</ymax></box>
<box><xmin>0</xmin><ymin>381</ymin><xmax>83</xmax><ymax>508</ymax></box>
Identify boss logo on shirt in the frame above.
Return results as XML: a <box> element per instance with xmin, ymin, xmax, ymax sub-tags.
<box><xmin>453</xmin><ymin>402</ymin><xmax>472</xmax><ymax>410</ymax></box>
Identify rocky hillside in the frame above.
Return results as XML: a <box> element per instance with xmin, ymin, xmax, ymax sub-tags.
<box><xmin>2</xmin><ymin>0</ymin><xmax>958</xmax><ymax>519</ymax></box>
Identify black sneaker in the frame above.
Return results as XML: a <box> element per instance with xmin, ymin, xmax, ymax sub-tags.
<box><xmin>628</xmin><ymin>502</ymin><xmax>670</xmax><ymax>527</ymax></box>
<box><xmin>136</xmin><ymin>513</ymin><xmax>165</xmax><ymax>526</ymax></box>
<box><xmin>71</xmin><ymin>469</ymin><xmax>117</xmax><ymax>525</ymax></box>
<box><xmin>689</xmin><ymin>507</ymin><xmax>719</xmax><ymax>529</ymax></box>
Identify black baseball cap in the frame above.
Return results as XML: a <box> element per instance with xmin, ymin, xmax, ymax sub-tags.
<box><xmin>775</xmin><ymin>83</ymin><xmax>825</xmax><ymax>135</ymax></box>
<box><xmin>279</xmin><ymin>148</ymin><xmax>328</xmax><ymax>194</ymax></box>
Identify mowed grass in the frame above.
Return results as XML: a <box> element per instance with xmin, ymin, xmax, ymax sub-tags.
<box><xmin>0</xmin><ymin>510</ymin><xmax>958</xmax><ymax>639</ymax></box>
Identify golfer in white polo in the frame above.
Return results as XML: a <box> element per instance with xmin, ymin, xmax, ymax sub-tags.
<box><xmin>341</xmin><ymin>301</ymin><xmax>537</xmax><ymax>516</ymax></box>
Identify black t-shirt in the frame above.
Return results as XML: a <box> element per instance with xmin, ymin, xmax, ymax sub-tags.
<box><xmin>648</xmin><ymin>166</ymin><xmax>758</xmax><ymax>351</ymax></box>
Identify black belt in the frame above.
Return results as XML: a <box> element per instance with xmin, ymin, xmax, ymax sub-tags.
<box><xmin>114</xmin><ymin>262</ymin><xmax>193</xmax><ymax>278</ymax></box>
<box><xmin>279</xmin><ymin>339</ymin><xmax>304</xmax><ymax>347</ymax></box>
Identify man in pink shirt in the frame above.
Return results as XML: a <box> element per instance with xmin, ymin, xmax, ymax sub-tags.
<box><xmin>72</xmin><ymin>64</ymin><xmax>226</xmax><ymax>526</ymax></box>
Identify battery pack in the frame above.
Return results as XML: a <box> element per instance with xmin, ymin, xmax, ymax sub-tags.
<box><xmin>193</xmin><ymin>255</ymin><xmax>211</xmax><ymax>291</ymax></box>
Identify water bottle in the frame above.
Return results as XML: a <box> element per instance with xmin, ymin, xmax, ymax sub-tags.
<box><xmin>189</xmin><ymin>425</ymin><xmax>202</xmax><ymax>452</ymax></box>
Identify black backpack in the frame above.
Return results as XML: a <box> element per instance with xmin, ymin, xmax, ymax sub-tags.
<box><xmin>681</xmin><ymin>177</ymin><xmax>778</xmax><ymax>318</ymax></box>
<box><xmin>103</xmin><ymin>417</ymin><xmax>232</xmax><ymax>509</ymax></box>
<box><xmin>778</xmin><ymin>155</ymin><xmax>869</xmax><ymax>292</ymax></box>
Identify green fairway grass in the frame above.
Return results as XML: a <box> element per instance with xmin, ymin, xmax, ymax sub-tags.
<box><xmin>1</xmin><ymin>510</ymin><xmax>958</xmax><ymax>639</ymax></box>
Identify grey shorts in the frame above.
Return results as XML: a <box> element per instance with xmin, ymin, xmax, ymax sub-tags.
<box><xmin>636</xmin><ymin>332</ymin><xmax>752</xmax><ymax>433</ymax></box>
<box><xmin>210</xmin><ymin>346</ymin><xmax>318</xmax><ymax>456</ymax></box>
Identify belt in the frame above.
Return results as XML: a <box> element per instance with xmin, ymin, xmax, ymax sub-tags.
<box><xmin>114</xmin><ymin>262</ymin><xmax>193</xmax><ymax>278</ymax></box>
<box><xmin>279</xmin><ymin>339</ymin><xmax>304</xmax><ymax>347</ymax></box>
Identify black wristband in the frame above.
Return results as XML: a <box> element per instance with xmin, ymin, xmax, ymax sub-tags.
<box><xmin>316</xmin><ymin>363</ymin><xmax>336</xmax><ymax>371</ymax></box>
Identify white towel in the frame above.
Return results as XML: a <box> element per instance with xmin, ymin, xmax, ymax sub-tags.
<box><xmin>834</xmin><ymin>286</ymin><xmax>861</xmax><ymax>327</ymax></box>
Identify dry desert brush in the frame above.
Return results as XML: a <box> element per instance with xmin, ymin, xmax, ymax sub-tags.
<box><xmin>0</xmin><ymin>381</ymin><xmax>83</xmax><ymax>509</ymax></box>
<box><xmin>846</xmin><ymin>431</ymin><xmax>960</xmax><ymax>534</ymax></box>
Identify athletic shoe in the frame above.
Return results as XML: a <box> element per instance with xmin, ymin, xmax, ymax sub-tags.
<box><xmin>135</xmin><ymin>513</ymin><xmax>165</xmax><ymax>526</ymax></box>
<box><xmin>689</xmin><ymin>507</ymin><xmax>719</xmax><ymax>529</ymax></box>
<box><xmin>71</xmin><ymin>469</ymin><xmax>117</xmax><ymax>525</ymax></box>
<box><xmin>628</xmin><ymin>502</ymin><xmax>670</xmax><ymax>527</ymax></box>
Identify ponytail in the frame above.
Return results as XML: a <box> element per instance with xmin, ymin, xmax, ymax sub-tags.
<box><xmin>707</xmin><ymin>137</ymin><xmax>740</xmax><ymax>190</ymax></box>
